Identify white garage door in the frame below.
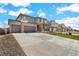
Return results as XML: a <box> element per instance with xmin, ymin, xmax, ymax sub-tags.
<box><xmin>24</xmin><ymin>26</ymin><xmax>36</xmax><ymax>32</ymax></box>
<box><xmin>11</xmin><ymin>25</ymin><xmax>21</xmax><ymax>33</ymax></box>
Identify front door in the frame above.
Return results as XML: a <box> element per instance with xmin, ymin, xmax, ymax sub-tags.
<box><xmin>37</xmin><ymin>25</ymin><xmax>41</xmax><ymax>31</ymax></box>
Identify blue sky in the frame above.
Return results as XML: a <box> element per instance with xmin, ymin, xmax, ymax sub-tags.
<box><xmin>0</xmin><ymin>3</ymin><xmax>79</xmax><ymax>30</ymax></box>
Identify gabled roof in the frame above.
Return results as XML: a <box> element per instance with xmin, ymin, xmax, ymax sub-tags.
<box><xmin>8</xmin><ymin>19</ymin><xmax>21</xmax><ymax>22</ymax></box>
<box><xmin>16</xmin><ymin>13</ymin><xmax>48</xmax><ymax>21</ymax></box>
<box><xmin>16</xmin><ymin>13</ymin><xmax>35</xmax><ymax>20</ymax></box>
<box><xmin>34</xmin><ymin>17</ymin><xmax>47</xmax><ymax>20</ymax></box>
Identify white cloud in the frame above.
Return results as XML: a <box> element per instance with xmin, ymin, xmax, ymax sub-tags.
<box><xmin>9</xmin><ymin>11</ymin><xmax>18</xmax><ymax>16</ymax></box>
<box><xmin>55</xmin><ymin>17</ymin><xmax>79</xmax><ymax>30</ymax></box>
<box><xmin>0</xmin><ymin>0</ymin><xmax>79</xmax><ymax>3</ymax></box>
<box><xmin>9</xmin><ymin>8</ymin><xmax>33</xmax><ymax>16</ymax></box>
<box><xmin>38</xmin><ymin>9</ymin><xmax>46</xmax><ymax>18</ymax></box>
<box><xmin>2</xmin><ymin>3</ymin><xmax>8</xmax><ymax>5</ymax></box>
<box><xmin>56</xmin><ymin>17</ymin><xmax>79</xmax><ymax>24</ymax></box>
<box><xmin>11</xmin><ymin>3</ymin><xmax>30</xmax><ymax>7</ymax></box>
<box><xmin>57</xmin><ymin>4</ymin><xmax>79</xmax><ymax>14</ymax></box>
<box><xmin>38</xmin><ymin>12</ymin><xmax>46</xmax><ymax>18</ymax></box>
<box><xmin>0</xmin><ymin>2</ymin><xmax>30</xmax><ymax>7</ymax></box>
<box><xmin>0</xmin><ymin>20</ymin><xmax>9</xmax><ymax>28</ymax></box>
<box><xmin>0</xmin><ymin>8</ymin><xmax>7</xmax><ymax>13</ymax></box>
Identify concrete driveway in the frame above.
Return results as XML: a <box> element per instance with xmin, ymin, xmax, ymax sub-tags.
<box><xmin>13</xmin><ymin>33</ymin><xmax>79</xmax><ymax>56</ymax></box>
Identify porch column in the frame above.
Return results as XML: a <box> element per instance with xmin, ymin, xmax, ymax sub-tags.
<box><xmin>21</xmin><ymin>22</ymin><xmax>24</xmax><ymax>33</ymax></box>
<box><xmin>41</xmin><ymin>25</ymin><xmax>44</xmax><ymax>32</ymax></box>
<box><xmin>49</xmin><ymin>27</ymin><xmax>52</xmax><ymax>32</ymax></box>
<box><xmin>10</xmin><ymin>24</ymin><xmax>12</xmax><ymax>33</ymax></box>
<box><xmin>35</xmin><ymin>25</ymin><xmax>37</xmax><ymax>32</ymax></box>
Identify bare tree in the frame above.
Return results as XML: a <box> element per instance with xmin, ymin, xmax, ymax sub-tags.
<box><xmin>2</xmin><ymin>20</ymin><xmax>9</xmax><ymax>35</ymax></box>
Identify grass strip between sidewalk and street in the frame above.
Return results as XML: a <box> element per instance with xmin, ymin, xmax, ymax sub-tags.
<box><xmin>48</xmin><ymin>32</ymin><xmax>79</xmax><ymax>40</ymax></box>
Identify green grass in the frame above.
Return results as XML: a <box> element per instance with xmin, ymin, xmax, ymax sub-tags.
<box><xmin>48</xmin><ymin>32</ymin><xmax>79</xmax><ymax>40</ymax></box>
<box><xmin>72</xmin><ymin>31</ymin><xmax>79</xmax><ymax>34</ymax></box>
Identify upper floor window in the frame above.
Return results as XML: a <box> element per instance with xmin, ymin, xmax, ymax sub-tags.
<box><xmin>45</xmin><ymin>20</ymin><xmax>47</xmax><ymax>24</ymax></box>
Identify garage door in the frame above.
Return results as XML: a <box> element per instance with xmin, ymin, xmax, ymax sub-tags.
<box><xmin>11</xmin><ymin>25</ymin><xmax>21</xmax><ymax>33</ymax></box>
<box><xmin>24</xmin><ymin>26</ymin><xmax>36</xmax><ymax>32</ymax></box>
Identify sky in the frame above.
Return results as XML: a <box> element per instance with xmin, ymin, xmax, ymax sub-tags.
<box><xmin>0</xmin><ymin>3</ymin><xmax>79</xmax><ymax>30</ymax></box>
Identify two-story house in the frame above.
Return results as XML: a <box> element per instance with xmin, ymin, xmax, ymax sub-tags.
<box><xmin>8</xmin><ymin>14</ymin><xmax>49</xmax><ymax>33</ymax></box>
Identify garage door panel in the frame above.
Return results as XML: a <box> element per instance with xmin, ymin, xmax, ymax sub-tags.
<box><xmin>11</xmin><ymin>25</ymin><xmax>21</xmax><ymax>33</ymax></box>
<box><xmin>24</xmin><ymin>26</ymin><xmax>36</xmax><ymax>32</ymax></box>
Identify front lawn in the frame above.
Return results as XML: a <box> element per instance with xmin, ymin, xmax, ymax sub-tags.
<box><xmin>72</xmin><ymin>31</ymin><xmax>79</xmax><ymax>34</ymax></box>
<box><xmin>48</xmin><ymin>32</ymin><xmax>79</xmax><ymax>40</ymax></box>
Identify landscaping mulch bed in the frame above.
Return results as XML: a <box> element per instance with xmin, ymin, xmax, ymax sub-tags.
<box><xmin>0</xmin><ymin>34</ymin><xmax>26</xmax><ymax>56</ymax></box>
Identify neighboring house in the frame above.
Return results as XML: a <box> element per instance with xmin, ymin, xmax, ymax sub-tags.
<box><xmin>8</xmin><ymin>14</ymin><xmax>49</xmax><ymax>33</ymax></box>
<box><xmin>59</xmin><ymin>24</ymin><xmax>67</xmax><ymax>32</ymax></box>
<box><xmin>0</xmin><ymin>28</ymin><xmax>10</xmax><ymax>35</ymax></box>
<box><xmin>49</xmin><ymin>21</ymin><xmax>64</xmax><ymax>32</ymax></box>
<box><xmin>49</xmin><ymin>21</ymin><xmax>73</xmax><ymax>33</ymax></box>
<box><xmin>66</xmin><ymin>26</ymin><xmax>72</xmax><ymax>31</ymax></box>
<box><xmin>0</xmin><ymin>28</ymin><xmax>5</xmax><ymax>35</ymax></box>
<box><xmin>49</xmin><ymin>20</ymin><xmax>59</xmax><ymax>32</ymax></box>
